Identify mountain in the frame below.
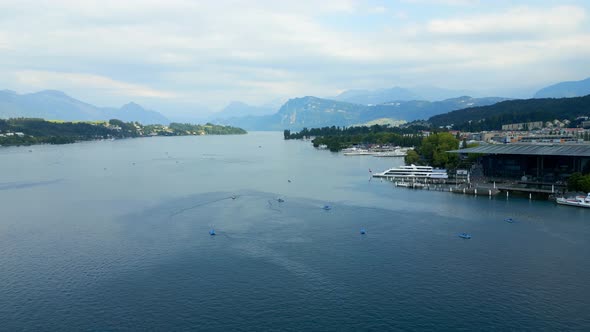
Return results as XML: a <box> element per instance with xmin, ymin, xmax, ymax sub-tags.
<box><xmin>332</xmin><ymin>86</ymin><xmax>480</xmax><ymax>104</ymax></box>
<box><xmin>428</xmin><ymin>95</ymin><xmax>590</xmax><ymax>131</ymax></box>
<box><xmin>212</xmin><ymin>101</ymin><xmax>275</xmax><ymax>119</ymax></box>
<box><xmin>220</xmin><ymin>95</ymin><xmax>507</xmax><ymax>131</ymax></box>
<box><xmin>534</xmin><ymin>77</ymin><xmax>590</xmax><ymax>98</ymax></box>
<box><xmin>409</xmin><ymin>85</ymin><xmax>478</xmax><ymax>101</ymax></box>
<box><xmin>332</xmin><ymin>87</ymin><xmax>420</xmax><ymax>104</ymax></box>
<box><xmin>0</xmin><ymin>90</ymin><xmax>169</xmax><ymax>124</ymax></box>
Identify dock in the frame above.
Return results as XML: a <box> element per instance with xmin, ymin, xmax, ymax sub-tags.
<box><xmin>381</xmin><ymin>177</ymin><xmax>562</xmax><ymax>199</ymax></box>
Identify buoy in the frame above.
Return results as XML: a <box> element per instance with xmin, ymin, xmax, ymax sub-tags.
<box><xmin>209</xmin><ymin>229</ymin><xmax>216</xmax><ymax>236</ymax></box>
<box><xmin>231</xmin><ymin>195</ymin><xmax>237</xmax><ymax>200</ymax></box>
<box><xmin>360</xmin><ymin>228</ymin><xmax>366</xmax><ymax>235</ymax></box>
<box><xmin>323</xmin><ymin>205</ymin><xmax>331</xmax><ymax>210</ymax></box>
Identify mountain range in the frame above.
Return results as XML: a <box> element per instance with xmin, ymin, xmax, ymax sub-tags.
<box><xmin>2</xmin><ymin>76</ymin><xmax>589</xmax><ymax>129</ymax></box>
<box><xmin>533</xmin><ymin>77</ymin><xmax>590</xmax><ymax>98</ymax></box>
<box><xmin>218</xmin><ymin>95</ymin><xmax>507</xmax><ymax>131</ymax></box>
<box><xmin>0</xmin><ymin>90</ymin><xmax>169</xmax><ymax>124</ymax></box>
<box><xmin>331</xmin><ymin>86</ymin><xmax>476</xmax><ymax>105</ymax></box>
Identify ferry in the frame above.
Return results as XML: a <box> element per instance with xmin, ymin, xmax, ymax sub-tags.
<box><xmin>372</xmin><ymin>149</ymin><xmax>408</xmax><ymax>157</ymax></box>
<box><xmin>373</xmin><ymin>164</ymin><xmax>448</xmax><ymax>179</ymax></box>
<box><xmin>556</xmin><ymin>193</ymin><xmax>590</xmax><ymax>208</ymax></box>
<box><xmin>342</xmin><ymin>147</ymin><xmax>374</xmax><ymax>156</ymax></box>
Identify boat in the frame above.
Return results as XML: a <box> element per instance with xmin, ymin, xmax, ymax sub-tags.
<box><xmin>505</xmin><ymin>218</ymin><xmax>514</xmax><ymax>223</ymax></box>
<box><xmin>458</xmin><ymin>233</ymin><xmax>471</xmax><ymax>239</ymax></box>
<box><xmin>556</xmin><ymin>193</ymin><xmax>590</xmax><ymax>208</ymax></box>
<box><xmin>372</xmin><ymin>148</ymin><xmax>408</xmax><ymax>157</ymax></box>
<box><xmin>373</xmin><ymin>164</ymin><xmax>448</xmax><ymax>180</ymax></box>
<box><xmin>209</xmin><ymin>228</ymin><xmax>216</xmax><ymax>236</ymax></box>
<box><xmin>323</xmin><ymin>205</ymin><xmax>332</xmax><ymax>210</ymax></box>
<box><xmin>342</xmin><ymin>147</ymin><xmax>375</xmax><ymax>156</ymax></box>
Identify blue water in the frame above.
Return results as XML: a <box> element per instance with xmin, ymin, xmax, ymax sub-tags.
<box><xmin>1</xmin><ymin>132</ymin><xmax>589</xmax><ymax>330</ymax></box>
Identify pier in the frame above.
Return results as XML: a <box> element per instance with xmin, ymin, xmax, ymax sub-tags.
<box><xmin>381</xmin><ymin>176</ymin><xmax>562</xmax><ymax>199</ymax></box>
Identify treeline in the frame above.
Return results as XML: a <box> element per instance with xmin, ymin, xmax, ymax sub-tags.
<box><xmin>284</xmin><ymin>125</ymin><xmax>424</xmax><ymax>152</ymax></box>
<box><xmin>0</xmin><ymin>118</ymin><xmax>247</xmax><ymax>147</ymax></box>
<box><xmin>428</xmin><ymin>95</ymin><xmax>590</xmax><ymax>131</ymax></box>
<box><xmin>169</xmin><ymin>122</ymin><xmax>246</xmax><ymax>135</ymax></box>
<box><xmin>0</xmin><ymin>118</ymin><xmax>140</xmax><ymax>146</ymax></box>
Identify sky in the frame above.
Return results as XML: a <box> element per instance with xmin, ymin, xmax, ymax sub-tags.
<box><xmin>1</xmin><ymin>0</ymin><xmax>590</xmax><ymax>119</ymax></box>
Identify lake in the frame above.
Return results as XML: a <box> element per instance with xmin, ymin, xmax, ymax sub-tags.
<box><xmin>1</xmin><ymin>132</ymin><xmax>589</xmax><ymax>330</ymax></box>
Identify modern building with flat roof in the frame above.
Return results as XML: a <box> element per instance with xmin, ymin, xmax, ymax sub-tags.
<box><xmin>449</xmin><ymin>144</ymin><xmax>590</xmax><ymax>182</ymax></box>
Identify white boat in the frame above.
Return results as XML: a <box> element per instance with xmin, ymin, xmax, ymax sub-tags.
<box><xmin>373</xmin><ymin>164</ymin><xmax>448</xmax><ymax>179</ymax></box>
<box><xmin>556</xmin><ymin>193</ymin><xmax>590</xmax><ymax>208</ymax></box>
<box><xmin>372</xmin><ymin>149</ymin><xmax>407</xmax><ymax>157</ymax></box>
<box><xmin>342</xmin><ymin>147</ymin><xmax>375</xmax><ymax>156</ymax></box>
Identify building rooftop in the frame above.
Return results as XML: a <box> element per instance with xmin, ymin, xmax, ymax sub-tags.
<box><xmin>448</xmin><ymin>144</ymin><xmax>590</xmax><ymax>157</ymax></box>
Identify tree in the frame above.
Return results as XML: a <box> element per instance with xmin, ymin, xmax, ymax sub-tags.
<box><xmin>568</xmin><ymin>172</ymin><xmax>590</xmax><ymax>192</ymax></box>
<box><xmin>404</xmin><ymin>149</ymin><xmax>420</xmax><ymax>165</ymax></box>
<box><xmin>418</xmin><ymin>132</ymin><xmax>460</xmax><ymax>169</ymax></box>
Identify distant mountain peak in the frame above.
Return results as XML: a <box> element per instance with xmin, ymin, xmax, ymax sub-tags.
<box><xmin>534</xmin><ymin>77</ymin><xmax>590</xmax><ymax>98</ymax></box>
<box><xmin>34</xmin><ymin>89</ymin><xmax>70</xmax><ymax>98</ymax></box>
<box><xmin>121</xmin><ymin>102</ymin><xmax>144</xmax><ymax>110</ymax></box>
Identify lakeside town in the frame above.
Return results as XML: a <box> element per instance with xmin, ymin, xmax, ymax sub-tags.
<box><xmin>290</xmin><ymin>117</ymin><xmax>590</xmax><ymax>206</ymax></box>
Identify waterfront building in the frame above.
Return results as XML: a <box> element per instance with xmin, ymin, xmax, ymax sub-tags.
<box><xmin>449</xmin><ymin>144</ymin><xmax>590</xmax><ymax>182</ymax></box>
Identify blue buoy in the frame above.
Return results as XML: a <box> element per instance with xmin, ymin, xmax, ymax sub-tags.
<box><xmin>323</xmin><ymin>205</ymin><xmax>331</xmax><ymax>210</ymax></box>
<box><xmin>360</xmin><ymin>228</ymin><xmax>366</xmax><ymax>235</ymax></box>
<box><xmin>209</xmin><ymin>229</ymin><xmax>216</xmax><ymax>236</ymax></box>
<box><xmin>458</xmin><ymin>233</ymin><xmax>471</xmax><ymax>239</ymax></box>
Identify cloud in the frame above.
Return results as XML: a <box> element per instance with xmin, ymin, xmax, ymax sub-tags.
<box><xmin>427</xmin><ymin>5</ymin><xmax>586</xmax><ymax>37</ymax></box>
<box><xmin>400</xmin><ymin>0</ymin><xmax>479</xmax><ymax>5</ymax></box>
<box><xmin>13</xmin><ymin>71</ymin><xmax>176</xmax><ymax>98</ymax></box>
<box><xmin>0</xmin><ymin>0</ymin><xmax>589</xmax><ymax>112</ymax></box>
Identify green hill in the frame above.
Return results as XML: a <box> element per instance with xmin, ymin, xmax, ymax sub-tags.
<box><xmin>428</xmin><ymin>95</ymin><xmax>590</xmax><ymax>131</ymax></box>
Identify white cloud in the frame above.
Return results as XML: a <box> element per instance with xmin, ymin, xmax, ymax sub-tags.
<box><xmin>401</xmin><ymin>0</ymin><xmax>479</xmax><ymax>5</ymax></box>
<box><xmin>13</xmin><ymin>71</ymin><xmax>176</xmax><ymax>98</ymax></box>
<box><xmin>427</xmin><ymin>5</ymin><xmax>586</xmax><ymax>37</ymax></box>
<box><xmin>0</xmin><ymin>0</ymin><xmax>589</xmax><ymax>112</ymax></box>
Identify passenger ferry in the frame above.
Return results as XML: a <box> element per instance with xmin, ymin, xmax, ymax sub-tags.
<box><xmin>373</xmin><ymin>164</ymin><xmax>448</xmax><ymax>179</ymax></box>
<box><xmin>556</xmin><ymin>193</ymin><xmax>590</xmax><ymax>208</ymax></box>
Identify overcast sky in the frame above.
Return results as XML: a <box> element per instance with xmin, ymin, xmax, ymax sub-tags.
<box><xmin>1</xmin><ymin>0</ymin><xmax>589</xmax><ymax>117</ymax></box>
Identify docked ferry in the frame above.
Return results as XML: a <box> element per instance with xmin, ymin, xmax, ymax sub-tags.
<box><xmin>556</xmin><ymin>193</ymin><xmax>590</xmax><ymax>208</ymax></box>
<box><xmin>373</xmin><ymin>164</ymin><xmax>448</xmax><ymax>179</ymax></box>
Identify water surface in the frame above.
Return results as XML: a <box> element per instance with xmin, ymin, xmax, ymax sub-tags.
<box><xmin>1</xmin><ymin>132</ymin><xmax>589</xmax><ymax>330</ymax></box>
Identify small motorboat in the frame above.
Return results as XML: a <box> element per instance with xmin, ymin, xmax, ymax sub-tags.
<box><xmin>360</xmin><ymin>228</ymin><xmax>366</xmax><ymax>235</ymax></box>
<box><xmin>323</xmin><ymin>205</ymin><xmax>331</xmax><ymax>210</ymax></box>
<box><xmin>505</xmin><ymin>218</ymin><xmax>514</xmax><ymax>223</ymax></box>
<box><xmin>458</xmin><ymin>233</ymin><xmax>471</xmax><ymax>239</ymax></box>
